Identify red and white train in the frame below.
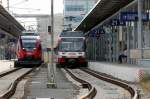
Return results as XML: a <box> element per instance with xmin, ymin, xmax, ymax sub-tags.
<box><xmin>56</xmin><ymin>31</ymin><xmax>88</xmax><ymax>68</ymax></box>
<box><xmin>14</xmin><ymin>32</ymin><xmax>42</xmax><ymax>67</ymax></box>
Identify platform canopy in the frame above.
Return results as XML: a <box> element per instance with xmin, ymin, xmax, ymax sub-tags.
<box><xmin>0</xmin><ymin>5</ymin><xmax>24</xmax><ymax>37</ymax></box>
<box><xmin>75</xmin><ymin>0</ymin><xmax>134</xmax><ymax>32</ymax></box>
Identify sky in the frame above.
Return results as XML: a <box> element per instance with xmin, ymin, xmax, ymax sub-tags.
<box><xmin>5</xmin><ymin>0</ymin><xmax>64</xmax><ymax>14</ymax></box>
<box><xmin>2</xmin><ymin>0</ymin><xmax>64</xmax><ymax>30</ymax></box>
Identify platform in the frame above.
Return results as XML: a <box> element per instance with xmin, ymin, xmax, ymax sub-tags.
<box><xmin>0</xmin><ymin>60</ymin><xmax>14</xmax><ymax>73</ymax></box>
<box><xmin>88</xmin><ymin>62</ymin><xmax>150</xmax><ymax>82</ymax></box>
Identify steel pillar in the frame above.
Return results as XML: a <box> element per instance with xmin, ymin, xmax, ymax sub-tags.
<box><xmin>47</xmin><ymin>0</ymin><xmax>56</xmax><ymax>88</ymax></box>
<box><xmin>138</xmin><ymin>0</ymin><xmax>143</xmax><ymax>59</ymax></box>
<box><xmin>127</xmin><ymin>22</ymin><xmax>131</xmax><ymax>63</ymax></box>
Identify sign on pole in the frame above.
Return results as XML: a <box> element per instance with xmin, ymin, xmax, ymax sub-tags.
<box><xmin>48</xmin><ymin>26</ymin><xmax>51</xmax><ymax>35</ymax></box>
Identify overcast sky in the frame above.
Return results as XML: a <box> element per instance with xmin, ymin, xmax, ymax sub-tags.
<box><xmin>1</xmin><ymin>0</ymin><xmax>64</xmax><ymax>30</ymax></box>
<box><xmin>7</xmin><ymin>0</ymin><xmax>63</xmax><ymax>14</ymax></box>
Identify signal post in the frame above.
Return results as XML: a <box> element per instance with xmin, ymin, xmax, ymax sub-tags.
<box><xmin>47</xmin><ymin>0</ymin><xmax>57</xmax><ymax>88</ymax></box>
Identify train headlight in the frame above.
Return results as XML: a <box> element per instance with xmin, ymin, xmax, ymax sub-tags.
<box><xmin>33</xmin><ymin>48</ymin><xmax>36</xmax><ymax>50</ymax></box>
<box><xmin>22</xmin><ymin>48</ymin><xmax>26</xmax><ymax>51</ymax></box>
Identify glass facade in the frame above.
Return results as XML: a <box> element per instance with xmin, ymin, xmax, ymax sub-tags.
<box><xmin>65</xmin><ymin>16</ymin><xmax>83</xmax><ymax>22</ymax></box>
<box><xmin>65</xmin><ymin>5</ymin><xmax>84</xmax><ymax>11</ymax></box>
<box><xmin>0</xmin><ymin>33</ymin><xmax>16</xmax><ymax>60</ymax></box>
<box><xmin>86</xmin><ymin>0</ymin><xmax>150</xmax><ymax>65</ymax></box>
<box><xmin>64</xmin><ymin>0</ymin><xmax>97</xmax><ymax>30</ymax></box>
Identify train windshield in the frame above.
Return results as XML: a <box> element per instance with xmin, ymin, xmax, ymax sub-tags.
<box><xmin>22</xmin><ymin>32</ymin><xmax>39</xmax><ymax>36</ymax></box>
<box><xmin>58</xmin><ymin>38</ymin><xmax>85</xmax><ymax>52</ymax></box>
<box><xmin>60</xmin><ymin>31</ymin><xmax>84</xmax><ymax>37</ymax></box>
<box><xmin>22</xmin><ymin>40</ymin><xmax>36</xmax><ymax>51</ymax></box>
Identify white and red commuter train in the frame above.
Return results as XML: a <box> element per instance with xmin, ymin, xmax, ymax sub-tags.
<box><xmin>14</xmin><ymin>32</ymin><xmax>42</xmax><ymax>67</ymax></box>
<box><xmin>56</xmin><ymin>31</ymin><xmax>88</xmax><ymax>68</ymax></box>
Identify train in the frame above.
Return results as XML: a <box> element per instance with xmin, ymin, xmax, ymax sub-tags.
<box><xmin>14</xmin><ymin>32</ymin><xmax>42</xmax><ymax>67</ymax></box>
<box><xmin>56</xmin><ymin>31</ymin><xmax>88</xmax><ymax>68</ymax></box>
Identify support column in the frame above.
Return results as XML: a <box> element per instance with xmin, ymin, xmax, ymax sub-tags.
<box><xmin>112</xmin><ymin>27</ymin><xmax>116</xmax><ymax>62</ymax></box>
<box><xmin>94</xmin><ymin>38</ymin><xmax>97</xmax><ymax>60</ymax></box>
<box><xmin>109</xmin><ymin>31</ymin><xmax>112</xmax><ymax>62</ymax></box>
<box><xmin>116</xmin><ymin>27</ymin><xmax>119</xmax><ymax>62</ymax></box>
<box><xmin>127</xmin><ymin>22</ymin><xmax>131</xmax><ymax>63</ymax></box>
<box><xmin>138</xmin><ymin>0</ymin><xmax>143</xmax><ymax>58</ymax></box>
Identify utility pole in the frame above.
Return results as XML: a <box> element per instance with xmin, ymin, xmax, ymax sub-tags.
<box><xmin>0</xmin><ymin>0</ymin><xmax>2</xmax><ymax>5</ymax></box>
<box><xmin>47</xmin><ymin>0</ymin><xmax>56</xmax><ymax>88</ymax></box>
<box><xmin>7</xmin><ymin>0</ymin><xmax>9</xmax><ymax>11</ymax></box>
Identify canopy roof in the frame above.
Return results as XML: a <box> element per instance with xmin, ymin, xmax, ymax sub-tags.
<box><xmin>0</xmin><ymin>5</ymin><xmax>24</xmax><ymax>37</ymax></box>
<box><xmin>75</xmin><ymin>0</ymin><xmax>134</xmax><ymax>32</ymax></box>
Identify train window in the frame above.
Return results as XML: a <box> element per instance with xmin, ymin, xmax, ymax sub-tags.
<box><xmin>22</xmin><ymin>40</ymin><xmax>36</xmax><ymax>51</ymax></box>
<box><xmin>21</xmin><ymin>36</ymin><xmax>40</xmax><ymax>40</ymax></box>
<box><xmin>22</xmin><ymin>32</ymin><xmax>39</xmax><ymax>36</ymax></box>
<box><xmin>61</xmin><ymin>38</ymin><xmax>84</xmax><ymax>42</ymax></box>
<box><xmin>58</xmin><ymin>39</ymin><xmax>85</xmax><ymax>52</ymax></box>
<box><xmin>21</xmin><ymin>38</ymin><xmax>37</xmax><ymax>40</ymax></box>
<box><xmin>60</xmin><ymin>31</ymin><xmax>84</xmax><ymax>37</ymax></box>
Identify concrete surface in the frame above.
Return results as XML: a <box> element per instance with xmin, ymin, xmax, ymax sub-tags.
<box><xmin>26</xmin><ymin>66</ymin><xmax>80</xmax><ymax>99</ymax></box>
<box><xmin>0</xmin><ymin>60</ymin><xmax>14</xmax><ymax>73</ymax></box>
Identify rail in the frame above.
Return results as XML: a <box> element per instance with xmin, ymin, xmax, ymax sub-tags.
<box><xmin>82</xmin><ymin>68</ymin><xmax>139</xmax><ymax>99</ymax></box>
<box><xmin>65</xmin><ymin>68</ymin><xmax>97</xmax><ymax>99</ymax></box>
<box><xmin>0</xmin><ymin>68</ymin><xmax>21</xmax><ymax>78</ymax></box>
<box><xmin>0</xmin><ymin>68</ymin><xmax>34</xmax><ymax>99</ymax></box>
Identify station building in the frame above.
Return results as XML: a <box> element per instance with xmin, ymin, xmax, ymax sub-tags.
<box><xmin>63</xmin><ymin>0</ymin><xmax>98</xmax><ymax>30</ymax></box>
<box><xmin>0</xmin><ymin>5</ymin><xmax>24</xmax><ymax>60</ymax></box>
<box><xmin>75</xmin><ymin>0</ymin><xmax>150</xmax><ymax>67</ymax></box>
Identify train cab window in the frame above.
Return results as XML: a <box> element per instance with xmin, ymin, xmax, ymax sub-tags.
<box><xmin>22</xmin><ymin>40</ymin><xmax>36</xmax><ymax>51</ymax></box>
<box><xmin>59</xmin><ymin>39</ymin><xmax>85</xmax><ymax>52</ymax></box>
<box><xmin>60</xmin><ymin>31</ymin><xmax>84</xmax><ymax>37</ymax></box>
<box><xmin>22</xmin><ymin>32</ymin><xmax>39</xmax><ymax>36</ymax></box>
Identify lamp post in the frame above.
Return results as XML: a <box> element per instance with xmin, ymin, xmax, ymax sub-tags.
<box><xmin>47</xmin><ymin>0</ymin><xmax>56</xmax><ymax>88</ymax></box>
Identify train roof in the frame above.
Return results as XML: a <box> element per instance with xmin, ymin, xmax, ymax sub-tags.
<box><xmin>59</xmin><ymin>31</ymin><xmax>84</xmax><ymax>37</ymax></box>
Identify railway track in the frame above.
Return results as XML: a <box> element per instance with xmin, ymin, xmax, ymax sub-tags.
<box><xmin>0</xmin><ymin>68</ymin><xmax>34</xmax><ymax>99</ymax></box>
<box><xmin>81</xmin><ymin>68</ymin><xmax>139</xmax><ymax>99</ymax></box>
<box><xmin>64</xmin><ymin>68</ymin><xmax>139</xmax><ymax>99</ymax></box>
<box><xmin>65</xmin><ymin>68</ymin><xmax>97</xmax><ymax>99</ymax></box>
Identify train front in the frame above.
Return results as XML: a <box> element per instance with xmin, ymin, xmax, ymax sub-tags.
<box><xmin>15</xmin><ymin>36</ymin><xmax>42</xmax><ymax>67</ymax></box>
<box><xmin>57</xmin><ymin>37</ymin><xmax>87</xmax><ymax>68</ymax></box>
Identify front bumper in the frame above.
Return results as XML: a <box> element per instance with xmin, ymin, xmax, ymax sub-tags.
<box><xmin>15</xmin><ymin>60</ymin><xmax>42</xmax><ymax>67</ymax></box>
<box><xmin>58</xmin><ymin>58</ymin><xmax>87</xmax><ymax>67</ymax></box>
